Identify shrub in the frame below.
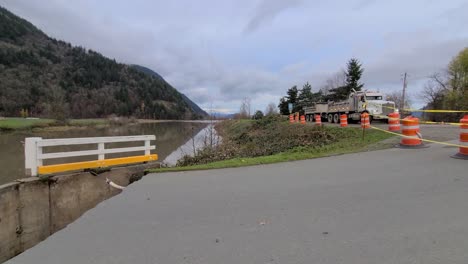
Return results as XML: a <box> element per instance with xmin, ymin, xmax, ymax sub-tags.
<box><xmin>177</xmin><ymin>119</ymin><xmax>343</xmax><ymax>166</ymax></box>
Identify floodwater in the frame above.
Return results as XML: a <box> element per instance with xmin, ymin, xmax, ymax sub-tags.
<box><xmin>0</xmin><ymin>121</ymin><xmax>211</xmax><ymax>185</ymax></box>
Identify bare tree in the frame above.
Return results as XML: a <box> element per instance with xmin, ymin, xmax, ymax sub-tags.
<box><xmin>320</xmin><ymin>70</ymin><xmax>347</xmax><ymax>96</ymax></box>
<box><xmin>265</xmin><ymin>102</ymin><xmax>278</xmax><ymax>116</ymax></box>
<box><xmin>429</xmin><ymin>72</ymin><xmax>448</xmax><ymax>91</ymax></box>
<box><xmin>386</xmin><ymin>90</ymin><xmax>412</xmax><ymax>110</ymax></box>
<box><xmin>420</xmin><ymin>80</ymin><xmax>444</xmax><ymax>105</ymax></box>
<box><xmin>239</xmin><ymin>97</ymin><xmax>251</xmax><ymax>119</ymax></box>
<box><xmin>246</xmin><ymin>97</ymin><xmax>251</xmax><ymax>117</ymax></box>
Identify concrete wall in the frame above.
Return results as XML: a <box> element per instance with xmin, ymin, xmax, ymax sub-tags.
<box><xmin>0</xmin><ymin>182</ymin><xmax>21</xmax><ymax>262</ymax></box>
<box><xmin>0</xmin><ymin>163</ymin><xmax>157</xmax><ymax>263</ymax></box>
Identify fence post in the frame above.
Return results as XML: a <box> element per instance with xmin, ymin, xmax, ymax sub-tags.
<box><xmin>98</xmin><ymin>143</ymin><xmax>105</xmax><ymax>160</ymax></box>
<box><xmin>24</xmin><ymin>137</ymin><xmax>42</xmax><ymax>177</ymax></box>
<box><xmin>144</xmin><ymin>140</ymin><xmax>151</xmax><ymax>156</ymax></box>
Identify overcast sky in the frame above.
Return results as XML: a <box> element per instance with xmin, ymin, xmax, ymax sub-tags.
<box><xmin>2</xmin><ymin>0</ymin><xmax>467</xmax><ymax>112</ymax></box>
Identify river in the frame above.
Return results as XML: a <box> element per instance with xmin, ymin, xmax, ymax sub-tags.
<box><xmin>0</xmin><ymin>121</ymin><xmax>212</xmax><ymax>185</ymax></box>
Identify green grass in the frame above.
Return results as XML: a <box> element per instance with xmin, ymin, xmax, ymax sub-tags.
<box><xmin>149</xmin><ymin>128</ymin><xmax>394</xmax><ymax>173</ymax></box>
<box><xmin>0</xmin><ymin>118</ymin><xmax>54</xmax><ymax>129</ymax></box>
<box><xmin>0</xmin><ymin>117</ymin><xmax>109</xmax><ymax>131</ymax></box>
<box><xmin>69</xmin><ymin>119</ymin><xmax>108</xmax><ymax>126</ymax></box>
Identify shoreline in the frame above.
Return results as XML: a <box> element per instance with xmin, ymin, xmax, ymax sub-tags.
<box><xmin>0</xmin><ymin>118</ymin><xmax>216</xmax><ymax>133</ymax></box>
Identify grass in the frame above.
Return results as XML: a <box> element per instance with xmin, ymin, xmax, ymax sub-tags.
<box><xmin>0</xmin><ymin>118</ymin><xmax>54</xmax><ymax>130</ymax></box>
<box><xmin>150</xmin><ymin>127</ymin><xmax>394</xmax><ymax>173</ymax></box>
<box><xmin>69</xmin><ymin>119</ymin><xmax>108</xmax><ymax>126</ymax></box>
<box><xmin>0</xmin><ymin>117</ymin><xmax>109</xmax><ymax>131</ymax></box>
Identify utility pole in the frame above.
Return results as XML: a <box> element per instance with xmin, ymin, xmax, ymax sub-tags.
<box><xmin>401</xmin><ymin>72</ymin><xmax>407</xmax><ymax>111</ymax></box>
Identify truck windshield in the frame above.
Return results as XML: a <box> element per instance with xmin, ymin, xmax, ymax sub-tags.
<box><xmin>366</xmin><ymin>96</ymin><xmax>382</xmax><ymax>100</ymax></box>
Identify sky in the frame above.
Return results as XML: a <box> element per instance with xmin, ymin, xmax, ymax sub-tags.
<box><xmin>2</xmin><ymin>0</ymin><xmax>467</xmax><ymax>113</ymax></box>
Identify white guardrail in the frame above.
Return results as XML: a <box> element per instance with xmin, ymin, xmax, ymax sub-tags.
<box><xmin>25</xmin><ymin>135</ymin><xmax>157</xmax><ymax>177</ymax></box>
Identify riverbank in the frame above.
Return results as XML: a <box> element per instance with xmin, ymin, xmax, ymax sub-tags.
<box><xmin>149</xmin><ymin>117</ymin><xmax>395</xmax><ymax>173</ymax></box>
<box><xmin>0</xmin><ymin>117</ymin><xmax>214</xmax><ymax>132</ymax></box>
<box><xmin>0</xmin><ymin>118</ymin><xmax>109</xmax><ymax>132</ymax></box>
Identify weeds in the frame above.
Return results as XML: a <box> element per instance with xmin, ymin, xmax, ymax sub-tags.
<box><xmin>176</xmin><ymin>116</ymin><xmax>380</xmax><ymax>167</ymax></box>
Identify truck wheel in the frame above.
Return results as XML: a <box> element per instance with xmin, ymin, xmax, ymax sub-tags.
<box><xmin>333</xmin><ymin>113</ymin><xmax>340</xmax><ymax>124</ymax></box>
<box><xmin>328</xmin><ymin>114</ymin><xmax>334</xmax><ymax>123</ymax></box>
<box><xmin>306</xmin><ymin>115</ymin><xmax>310</xmax><ymax>122</ymax></box>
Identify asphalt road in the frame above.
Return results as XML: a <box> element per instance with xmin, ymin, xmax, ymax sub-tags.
<box><xmin>7</xmin><ymin>141</ymin><xmax>468</xmax><ymax>264</ymax></box>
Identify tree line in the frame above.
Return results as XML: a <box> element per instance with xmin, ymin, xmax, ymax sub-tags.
<box><xmin>278</xmin><ymin>58</ymin><xmax>364</xmax><ymax>115</ymax></box>
<box><xmin>421</xmin><ymin>47</ymin><xmax>468</xmax><ymax>121</ymax></box>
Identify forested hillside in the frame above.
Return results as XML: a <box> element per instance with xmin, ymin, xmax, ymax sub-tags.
<box><xmin>0</xmin><ymin>6</ymin><xmax>203</xmax><ymax>120</ymax></box>
<box><xmin>131</xmin><ymin>65</ymin><xmax>208</xmax><ymax>117</ymax></box>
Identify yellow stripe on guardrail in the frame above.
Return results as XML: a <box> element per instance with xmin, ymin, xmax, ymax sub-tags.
<box><xmin>38</xmin><ymin>154</ymin><xmax>158</xmax><ymax>175</ymax></box>
<box><xmin>370</xmin><ymin>126</ymin><xmax>466</xmax><ymax>148</ymax></box>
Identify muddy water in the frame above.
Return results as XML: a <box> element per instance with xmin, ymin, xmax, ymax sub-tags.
<box><xmin>0</xmin><ymin>121</ymin><xmax>209</xmax><ymax>185</ymax></box>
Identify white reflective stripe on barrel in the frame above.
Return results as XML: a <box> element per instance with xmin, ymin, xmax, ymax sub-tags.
<box><xmin>389</xmin><ymin>124</ymin><xmax>400</xmax><ymax>127</ymax></box>
<box><xmin>402</xmin><ymin>135</ymin><xmax>421</xmax><ymax>140</ymax></box>
<box><xmin>459</xmin><ymin>141</ymin><xmax>468</xmax><ymax>146</ymax></box>
<box><xmin>401</xmin><ymin>125</ymin><xmax>420</xmax><ymax>130</ymax></box>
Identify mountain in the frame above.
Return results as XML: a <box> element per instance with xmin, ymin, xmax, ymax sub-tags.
<box><xmin>180</xmin><ymin>94</ymin><xmax>209</xmax><ymax>117</ymax></box>
<box><xmin>0</xmin><ymin>6</ymin><xmax>202</xmax><ymax>120</ymax></box>
<box><xmin>131</xmin><ymin>65</ymin><xmax>164</xmax><ymax>81</ymax></box>
<box><xmin>131</xmin><ymin>65</ymin><xmax>208</xmax><ymax>117</ymax></box>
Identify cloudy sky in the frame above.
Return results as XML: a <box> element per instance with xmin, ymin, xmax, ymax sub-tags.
<box><xmin>2</xmin><ymin>0</ymin><xmax>467</xmax><ymax>112</ymax></box>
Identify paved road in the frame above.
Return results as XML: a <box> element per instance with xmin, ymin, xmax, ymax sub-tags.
<box><xmin>7</xmin><ymin>142</ymin><xmax>468</xmax><ymax>264</ymax></box>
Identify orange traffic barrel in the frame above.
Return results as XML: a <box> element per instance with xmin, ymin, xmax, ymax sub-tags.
<box><xmin>315</xmin><ymin>114</ymin><xmax>322</xmax><ymax>126</ymax></box>
<box><xmin>452</xmin><ymin>115</ymin><xmax>468</xmax><ymax>159</ymax></box>
<box><xmin>289</xmin><ymin>115</ymin><xmax>294</xmax><ymax>123</ymax></box>
<box><xmin>399</xmin><ymin>116</ymin><xmax>426</xmax><ymax>148</ymax></box>
<box><xmin>340</xmin><ymin>114</ymin><xmax>348</xmax><ymax>127</ymax></box>
<box><xmin>388</xmin><ymin>112</ymin><xmax>400</xmax><ymax>131</ymax></box>
<box><xmin>300</xmin><ymin>115</ymin><xmax>306</xmax><ymax>124</ymax></box>
<box><xmin>361</xmin><ymin>113</ymin><xmax>370</xmax><ymax>129</ymax></box>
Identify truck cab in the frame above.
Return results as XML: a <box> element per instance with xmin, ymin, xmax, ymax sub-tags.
<box><xmin>348</xmin><ymin>90</ymin><xmax>395</xmax><ymax>122</ymax></box>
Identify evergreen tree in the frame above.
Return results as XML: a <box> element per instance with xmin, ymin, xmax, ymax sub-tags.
<box><xmin>345</xmin><ymin>58</ymin><xmax>364</xmax><ymax>92</ymax></box>
<box><xmin>287</xmin><ymin>85</ymin><xmax>301</xmax><ymax>112</ymax></box>
<box><xmin>253</xmin><ymin>110</ymin><xmax>264</xmax><ymax>120</ymax></box>
<box><xmin>287</xmin><ymin>86</ymin><xmax>298</xmax><ymax>104</ymax></box>
<box><xmin>298</xmin><ymin>82</ymin><xmax>313</xmax><ymax>109</ymax></box>
<box><xmin>278</xmin><ymin>96</ymin><xmax>289</xmax><ymax>115</ymax></box>
<box><xmin>328</xmin><ymin>85</ymin><xmax>349</xmax><ymax>101</ymax></box>
<box><xmin>327</xmin><ymin>58</ymin><xmax>364</xmax><ymax>101</ymax></box>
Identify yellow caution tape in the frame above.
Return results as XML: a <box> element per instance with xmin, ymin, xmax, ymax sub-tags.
<box><xmin>381</xmin><ymin>105</ymin><xmax>468</xmax><ymax>113</ymax></box>
<box><xmin>370</xmin><ymin>125</ymin><xmax>467</xmax><ymax>148</ymax></box>
<box><xmin>418</xmin><ymin>121</ymin><xmax>463</xmax><ymax>126</ymax></box>
<box><xmin>404</xmin><ymin>109</ymin><xmax>468</xmax><ymax>113</ymax></box>
<box><xmin>373</xmin><ymin>114</ymin><xmax>463</xmax><ymax>126</ymax></box>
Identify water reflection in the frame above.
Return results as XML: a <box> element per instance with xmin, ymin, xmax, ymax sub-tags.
<box><xmin>163</xmin><ymin>124</ymin><xmax>219</xmax><ymax>166</ymax></box>
<box><xmin>0</xmin><ymin>122</ymin><xmax>208</xmax><ymax>185</ymax></box>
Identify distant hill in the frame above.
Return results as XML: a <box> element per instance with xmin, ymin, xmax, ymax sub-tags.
<box><xmin>211</xmin><ymin>112</ymin><xmax>235</xmax><ymax>119</ymax></box>
<box><xmin>131</xmin><ymin>65</ymin><xmax>208</xmax><ymax>117</ymax></box>
<box><xmin>0</xmin><ymin>6</ymin><xmax>202</xmax><ymax>120</ymax></box>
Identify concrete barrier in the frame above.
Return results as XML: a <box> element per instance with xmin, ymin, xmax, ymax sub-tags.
<box><xmin>0</xmin><ymin>182</ymin><xmax>21</xmax><ymax>262</ymax></box>
<box><xmin>0</xmin><ymin>163</ymin><xmax>158</xmax><ymax>263</ymax></box>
